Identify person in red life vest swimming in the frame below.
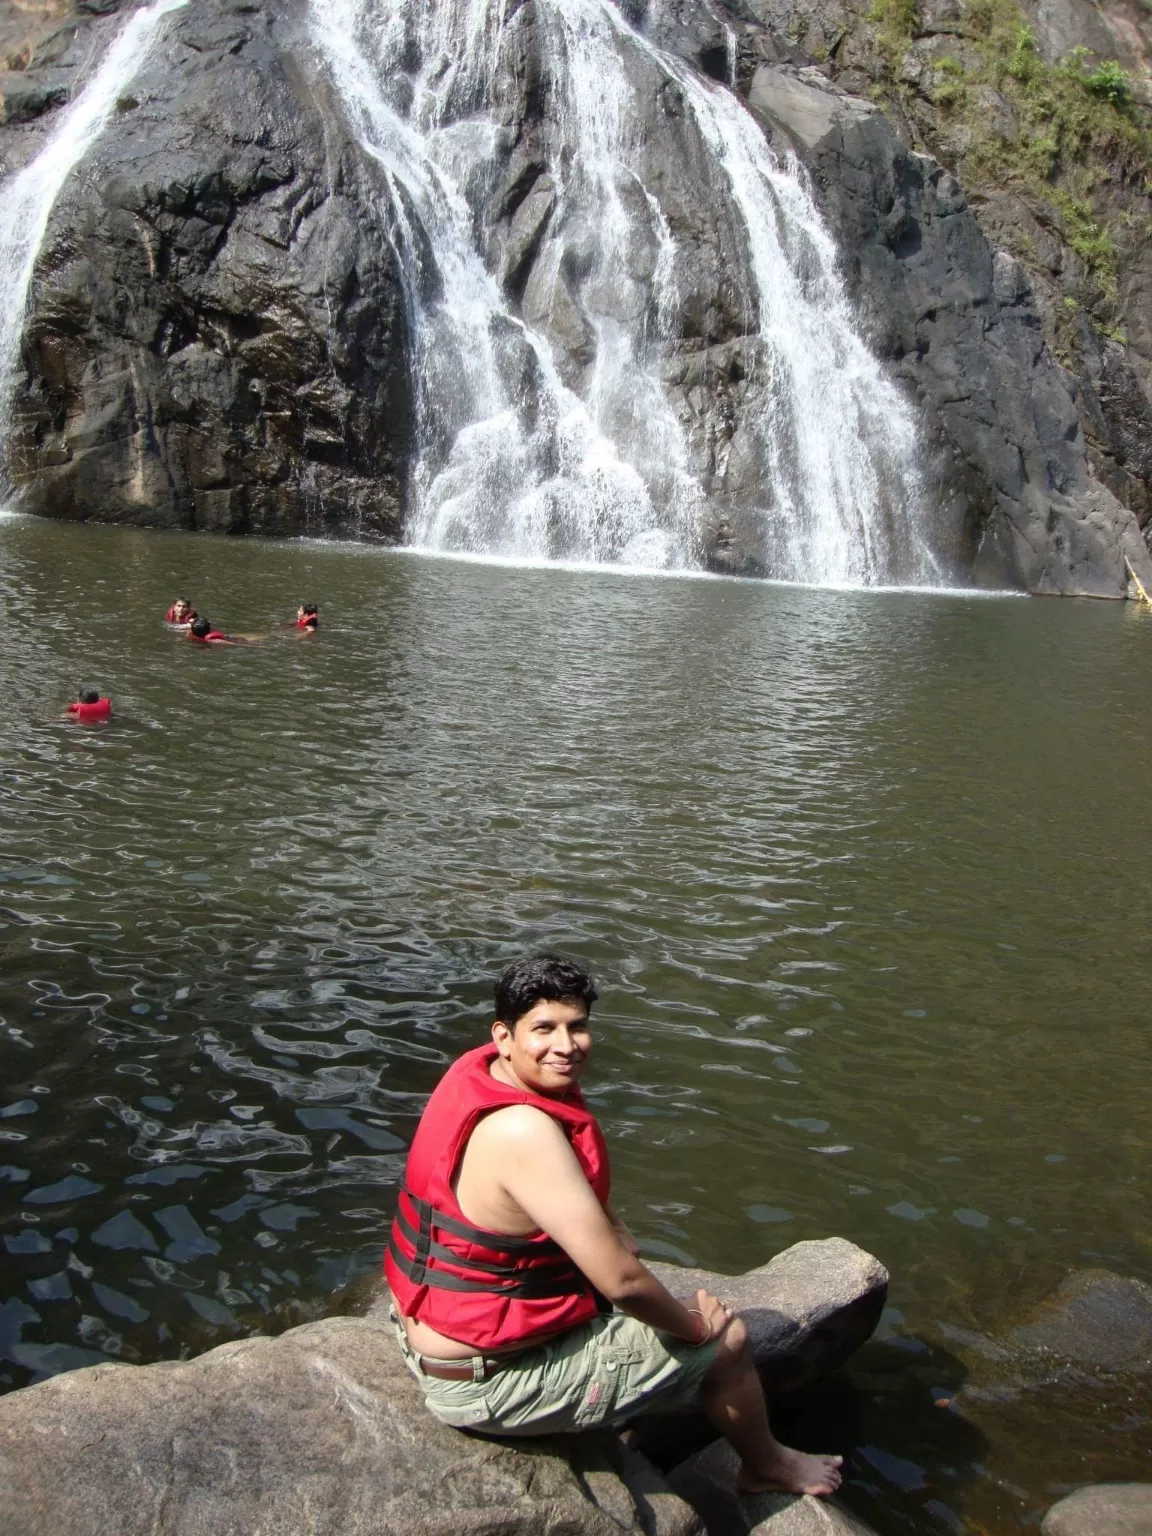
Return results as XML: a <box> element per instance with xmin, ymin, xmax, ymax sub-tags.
<box><xmin>295</xmin><ymin>603</ymin><xmax>319</xmax><ymax>632</ymax></box>
<box><xmin>186</xmin><ymin>616</ymin><xmax>236</xmax><ymax>646</ymax></box>
<box><xmin>386</xmin><ymin>953</ymin><xmax>843</xmax><ymax>1497</ymax></box>
<box><xmin>165</xmin><ymin>597</ymin><xmax>197</xmax><ymax>626</ymax></box>
<box><xmin>66</xmin><ymin>687</ymin><xmax>112</xmax><ymax>724</ymax></box>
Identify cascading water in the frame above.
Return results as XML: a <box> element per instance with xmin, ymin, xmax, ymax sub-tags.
<box><xmin>309</xmin><ymin>0</ymin><xmax>691</xmax><ymax>567</ymax></box>
<box><xmin>654</xmin><ymin>43</ymin><xmax>931</xmax><ymax>584</ymax></box>
<box><xmin>310</xmin><ymin>0</ymin><xmax>939</xmax><ymax>585</ymax></box>
<box><xmin>0</xmin><ymin>0</ymin><xmax>188</xmax><ymax>496</ymax></box>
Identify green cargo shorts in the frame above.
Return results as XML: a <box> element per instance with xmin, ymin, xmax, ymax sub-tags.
<box><xmin>394</xmin><ymin>1311</ymin><xmax>719</xmax><ymax>1436</ymax></box>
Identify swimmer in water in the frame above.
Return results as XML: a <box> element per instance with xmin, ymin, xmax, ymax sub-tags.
<box><xmin>165</xmin><ymin>597</ymin><xmax>198</xmax><ymax>626</ymax></box>
<box><xmin>295</xmin><ymin>603</ymin><xmax>319</xmax><ymax>632</ymax></box>
<box><xmin>66</xmin><ymin>687</ymin><xmax>112</xmax><ymax>723</ymax></box>
<box><xmin>187</xmin><ymin>616</ymin><xmax>236</xmax><ymax>646</ymax></box>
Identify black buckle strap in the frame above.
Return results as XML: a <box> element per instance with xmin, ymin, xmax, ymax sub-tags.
<box><xmin>387</xmin><ymin>1232</ymin><xmax>586</xmax><ymax>1299</ymax></box>
<box><xmin>401</xmin><ymin>1189</ymin><xmax>560</xmax><ymax>1254</ymax></box>
<box><xmin>392</xmin><ymin>1204</ymin><xmax>574</xmax><ymax>1279</ymax></box>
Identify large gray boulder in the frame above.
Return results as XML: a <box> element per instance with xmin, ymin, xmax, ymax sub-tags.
<box><xmin>0</xmin><ymin>1238</ymin><xmax>888</xmax><ymax>1536</ymax></box>
<box><xmin>647</xmin><ymin>1238</ymin><xmax>889</xmax><ymax>1395</ymax></box>
<box><xmin>0</xmin><ymin>1313</ymin><xmax>702</xmax><ymax>1536</ymax></box>
<box><xmin>668</xmin><ymin>1440</ymin><xmax>879</xmax><ymax>1536</ymax></box>
<box><xmin>1041</xmin><ymin>1485</ymin><xmax>1152</xmax><ymax>1536</ymax></box>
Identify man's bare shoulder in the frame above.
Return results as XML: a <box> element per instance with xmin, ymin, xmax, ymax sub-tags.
<box><xmin>469</xmin><ymin>1103</ymin><xmax>572</xmax><ymax>1154</ymax></box>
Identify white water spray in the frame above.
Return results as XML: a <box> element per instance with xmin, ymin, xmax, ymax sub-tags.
<box><xmin>0</xmin><ymin>0</ymin><xmax>187</xmax><ymax>493</ymax></box>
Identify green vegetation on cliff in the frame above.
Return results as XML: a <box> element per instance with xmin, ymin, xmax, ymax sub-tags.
<box><xmin>868</xmin><ymin>0</ymin><xmax>1152</xmax><ymax>298</ymax></box>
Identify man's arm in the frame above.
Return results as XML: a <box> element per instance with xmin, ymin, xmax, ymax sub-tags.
<box><xmin>604</xmin><ymin>1203</ymin><xmax>641</xmax><ymax>1256</ymax></box>
<box><xmin>473</xmin><ymin>1106</ymin><xmax>728</xmax><ymax>1342</ymax></box>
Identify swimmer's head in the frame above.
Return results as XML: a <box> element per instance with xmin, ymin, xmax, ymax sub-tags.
<box><xmin>190</xmin><ymin>617</ymin><xmax>212</xmax><ymax>638</ymax></box>
<box><xmin>79</xmin><ymin>687</ymin><xmax>100</xmax><ymax>704</ymax></box>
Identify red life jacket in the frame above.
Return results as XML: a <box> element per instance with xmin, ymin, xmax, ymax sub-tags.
<box><xmin>385</xmin><ymin>1043</ymin><xmax>610</xmax><ymax>1351</ymax></box>
<box><xmin>68</xmin><ymin>698</ymin><xmax>112</xmax><ymax>723</ymax></box>
<box><xmin>188</xmin><ymin>630</ymin><xmax>226</xmax><ymax>643</ymax></box>
<box><xmin>296</xmin><ymin>614</ymin><xmax>317</xmax><ymax>629</ymax></box>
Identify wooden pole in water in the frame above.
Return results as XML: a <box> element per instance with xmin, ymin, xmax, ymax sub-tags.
<box><xmin>1124</xmin><ymin>554</ymin><xmax>1152</xmax><ymax>607</ymax></box>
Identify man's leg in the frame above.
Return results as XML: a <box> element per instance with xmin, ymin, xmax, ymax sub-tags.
<box><xmin>699</xmin><ymin>1316</ymin><xmax>843</xmax><ymax>1496</ymax></box>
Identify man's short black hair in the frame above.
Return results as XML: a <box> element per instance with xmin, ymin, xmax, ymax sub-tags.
<box><xmin>495</xmin><ymin>954</ymin><xmax>598</xmax><ymax>1027</ymax></box>
<box><xmin>190</xmin><ymin>616</ymin><xmax>211</xmax><ymax>637</ymax></box>
<box><xmin>79</xmin><ymin>687</ymin><xmax>99</xmax><ymax>704</ymax></box>
<box><xmin>301</xmin><ymin>604</ymin><xmax>318</xmax><ymax>616</ymax></box>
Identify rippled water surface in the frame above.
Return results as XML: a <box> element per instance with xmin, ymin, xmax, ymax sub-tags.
<box><xmin>1</xmin><ymin>519</ymin><xmax>1149</xmax><ymax>1532</ymax></box>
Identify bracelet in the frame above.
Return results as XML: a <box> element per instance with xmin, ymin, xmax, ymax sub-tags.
<box><xmin>686</xmin><ymin>1308</ymin><xmax>713</xmax><ymax>1345</ymax></box>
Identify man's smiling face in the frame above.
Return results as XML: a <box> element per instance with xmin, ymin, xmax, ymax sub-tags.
<box><xmin>493</xmin><ymin>998</ymin><xmax>592</xmax><ymax>1098</ymax></box>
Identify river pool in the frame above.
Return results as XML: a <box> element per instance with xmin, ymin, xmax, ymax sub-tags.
<box><xmin>0</xmin><ymin>517</ymin><xmax>1149</xmax><ymax>1532</ymax></box>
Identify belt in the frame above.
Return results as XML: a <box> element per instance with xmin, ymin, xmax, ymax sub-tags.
<box><xmin>417</xmin><ymin>1353</ymin><xmax>508</xmax><ymax>1382</ymax></box>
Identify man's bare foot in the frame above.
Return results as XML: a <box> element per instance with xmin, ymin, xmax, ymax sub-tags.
<box><xmin>735</xmin><ymin>1445</ymin><xmax>844</xmax><ymax>1497</ymax></box>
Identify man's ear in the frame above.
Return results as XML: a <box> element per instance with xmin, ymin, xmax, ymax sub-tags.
<box><xmin>492</xmin><ymin>1019</ymin><xmax>513</xmax><ymax>1057</ymax></box>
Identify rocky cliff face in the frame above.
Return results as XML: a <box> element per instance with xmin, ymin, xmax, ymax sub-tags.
<box><xmin>723</xmin><ymin>0</ymin><xmax>1152</xmax><ymax>584</ymax></box>
<box><xmin>0</xmin><ymin>0</ymin><xmax>1148</xmax><ymax>590</ymax></box>
<box><xmin>1</xmin><ymin>0</ymin><xmax>410</xmax><ymax>538</ymax></box>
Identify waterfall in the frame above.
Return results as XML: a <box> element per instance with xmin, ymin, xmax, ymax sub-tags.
<box><xmin>310</xmin><ymin>0</ymin><xmax>938</xmax><ymax>585</ymax></box>
<box><xmin>309</xmin><ymin>0</ymin><xmax>691</xmax><ymax>567</ymax></box>
<box><xmin>653</xmin><ymin>48</ymin><xmax>933</xmax><ymax>585</ymax></box>
<box><xmin>0</xmin><ymin>0</ymin><xmax>188</xmax><ymax>495</ymax></box>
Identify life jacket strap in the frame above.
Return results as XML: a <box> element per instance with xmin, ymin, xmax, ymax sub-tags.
<box><xmin>386</xmin><ymin>1235</ymin><xmax>586</xmax><ymax>1298</ymax></box>
<box><xmin>391</xmin><ymin>1188</ymin><xmax>586</xmax><ymax>1300</ymax></box>
<box><xmin>392</xmin><ymin>1203</ymin><xmax>574</xmax><ymax>1278</ymax></box>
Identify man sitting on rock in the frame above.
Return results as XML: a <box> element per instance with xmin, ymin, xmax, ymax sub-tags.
<box><xmin>386</xmin><ymin>953</ymin><xmax>842</xmax><ymax>1496</ymax></box>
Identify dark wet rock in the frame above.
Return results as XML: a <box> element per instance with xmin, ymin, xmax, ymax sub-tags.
<box><xmin>1010</xmin><ymin>1270</ymin><xmax>1152</xmax><ymax>1373</ymax></box>
<box><xmin>0</xmin><ymin>1314</ymin><xmax>702</xmax><ymax>1536</ymax></box>
<box><xmin>647</xmin><ymin>1238</ymin><xmax>889</xmax><ymax>1395</ymax></box>
<box><xmin>8</xmin><ymin>0</ymin><xmax>411</xmax><ymax>539</ymax></box>
<box><xmin>1041</xmin><ymin>1484</ymin><xmax>1152</xmax><ymax>1536</ymax></box>
<box><xmin>668</xmin><ymin>1440</ymin><xmax>878</xmax><ymax>1536</ymax></box>
<box><xmin>0</xmin><ymin>70</ymin><xmax>69</xmax><ymax>125</ymax></box>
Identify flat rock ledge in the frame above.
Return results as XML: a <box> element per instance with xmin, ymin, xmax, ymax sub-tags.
<box><xmin>0</xmin><ymin>1237</ymin><xmax>887</xmax><ymax>1536</ymax></box>
<box><xmin>1041</xmin><ymin>1485</ymin><xmax>1152</xmax><ymax>1536</ymax></box>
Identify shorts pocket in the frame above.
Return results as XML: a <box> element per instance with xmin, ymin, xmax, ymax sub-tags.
<box><xmin>601</xmin><ymin>1340</ymin><xmax>648</xmax><ymax>1366</ymax></box>
<box><xmin>425</xmin><ymin>1391</ymin><xmax>494</xmax><ymax>1429</ymax></box>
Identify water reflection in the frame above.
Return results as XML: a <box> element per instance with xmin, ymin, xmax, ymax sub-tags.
<box><xmin>1</xmin><ymin>520</ymin><xmax>1151</xmax><ymax>1532</ymax></box>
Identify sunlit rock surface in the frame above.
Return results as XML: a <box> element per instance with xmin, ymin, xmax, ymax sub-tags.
<box><xmin>1041</xmin><ymin>1484</ymin><xmax>1152</xmax><ymax>1536</ymax></box>
<box><xmin>0</xmin><ymin>1239</ymin><xmax>886</xmax><ymax>1536</ymax></box>
<box><xmin>0</xmin><ymin>1314</ymin><xmax>701</xmax><ymax>1536</ymax></box>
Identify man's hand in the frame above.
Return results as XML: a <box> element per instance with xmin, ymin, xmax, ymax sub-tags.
<box><xmin>687</xmin><ymin>1288</ymin><xmax>733</xmax><ymax>1341</ymax></box>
